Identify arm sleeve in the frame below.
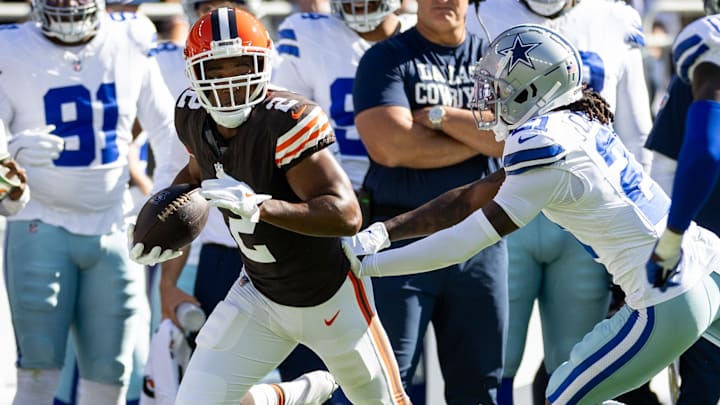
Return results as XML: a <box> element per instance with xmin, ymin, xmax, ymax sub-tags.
<box><xmin>362</xmin><ymin>208</ymin><xmax>501</xmax><ymax>277</ymax></box>
<box><xmin>136</xmin><ymin>57</ymin><xmax>189</xmax><ymax>192</ymax></box>
<box><xmin>614</xmin><ymin>47</ymin><xmax>653</xmax><ymax>171</ymax></box>
<box><xmin>362</xmin><ymin>167</ymin><xmax>563</xmax><ymax>277</ymax></box>
<box><xmin>667</xmin><ymin>100</ymin><xmax>720</xmax><ymax>232</ymax></box>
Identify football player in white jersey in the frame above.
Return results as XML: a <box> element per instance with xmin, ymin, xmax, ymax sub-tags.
<box><xmin>273</xmin><ymin>0</ymin><xmax>416</xmax><ymax>191</ymax></box>
<box><xmin>344</xmin><ymin>24</ymin><xmax>720</xmax><ymax>404</ymax></box>
<box><xmin>468</xmin><ymin>0</ymin><xmax>652</xmax><ymax>167</ymax></box>
<box><xmin>0</xmin><ymin>1</ymin><xmax>186</xmax><ymax>403</ymax></box>
<box><xmin>464</xmin><ymin>2</ymin><xmax>654</xmax><ymax>401</ymax></box>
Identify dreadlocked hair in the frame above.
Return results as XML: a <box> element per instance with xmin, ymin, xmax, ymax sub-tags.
<box><xmin>564</xmin><ymin>86</ymin><xmax>614</xmax><ymax>125</ymax></box>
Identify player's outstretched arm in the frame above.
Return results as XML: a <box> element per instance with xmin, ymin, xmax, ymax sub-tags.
<box><xmin>385</xmin><ymin>168</ymin><xmax>506</xmax><ymax>241</ymax></box>
<box><xmin>357</xmin><ymin>198</ymin><xmax>518</xmax><ymax>278</ymax></box>
<box><xmin>666</xmin><ymin>62</ymin><xmax>720</xmax><ymax>234</ymax></box>
<box><xmin>343</xmin><ymin>168</ymin><xmax>506</xmax><ymax>257</ymax></box>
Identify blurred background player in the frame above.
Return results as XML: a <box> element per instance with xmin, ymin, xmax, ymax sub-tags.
<box><xmin>131</xmin><ymin>7</ymin><xmax>410</xmax><ymax>404</ymax></box>
<box><xmin>0</xmin><ymin>0</ymin><xmax>185</xmax><ymax>403</ymax></box>
<box><xmin>352</xmin><ymin>0</ymin><xmax>508</xmax><ymax>401</ymax></box>
<box><xmin>645</xmin><ymin>1</ymin><xmax>720</xmax><ymax>404</ymax></box>
<box><xmin>274</xmin><ymin>0</ymin><xmax>415</xmax><ymax>192</ymax></box>
<box><xmin>272</xmin><ymin>2</ymin><xmax>415</xmax><ymax>400</ymax></box>
<box><xmin>466</xmin><ymin>1</ymin><xmax>655</xmax><ymax>403</ymax></box>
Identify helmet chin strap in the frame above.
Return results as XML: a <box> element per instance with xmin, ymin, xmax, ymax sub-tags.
<box><xmin>210</xmin><ymin>107</ymin><xmax>251</xmax><ymax>129</ymax></box>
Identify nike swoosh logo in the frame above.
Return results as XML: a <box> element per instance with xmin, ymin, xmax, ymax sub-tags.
<box><xmin>324</xmin><ymin>310</ymin><xmax>340</xmax><ymax>326</ymax></box>
<box><xmin>290</xmin><ymin>105</ymin><xmax>307</xmax><ymax>120</ymax></box>
<box><xmin>517</xmin><ymin>135</ymin><xmax>538</xmax><ymax>144</ymax></box>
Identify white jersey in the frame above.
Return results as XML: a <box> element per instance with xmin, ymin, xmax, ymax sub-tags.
<box><xmin>0</xmin><ymin>13</ymin><xmax>179</xmax><ymax>235</ymax></box>
<box><xmin>273</xmin><ymin>12</ymin><xmax>416</xmax><ymax>189</ymax></box>
<box><xmin>467</xmin><ymin>0</ymin><xmax>653</xmax><ymax>169</ymax></box>
<box><xmin>672</xmin><ymin>14</ymin><xmax>720</xmax><ymax>83</ymax></box>
<box><xmin>495</xmin><ymin>111</ymin><xmax>716</xmax><ymax>308</ymax></box>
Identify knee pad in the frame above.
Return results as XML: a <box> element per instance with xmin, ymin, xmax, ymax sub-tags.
<box><xmin>81</xmin><ymin>356</ymin><xmax>127</xmax><ymax>386</ymax></box>
<box><xmin>17</xmin><ymin>334</ymin><xmax>62</xmax><ymax>368</ymax></box>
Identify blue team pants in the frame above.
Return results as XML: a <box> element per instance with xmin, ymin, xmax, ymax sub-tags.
<box><xmin>504</xmin><ymin>215</ymin><xmax>611</xmax><ymax>377</ymax></box>
<box><xmin>5</xmin><ymin>220</ymin><xmax>148</xmax><ymax>386</ymax></box>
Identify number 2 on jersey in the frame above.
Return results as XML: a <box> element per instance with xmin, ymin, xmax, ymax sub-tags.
<box><xmin>44</xmin><ymin>83</ymin><xmax>119</xmax><ymax>166</ymax></box>
<box><xmin>229</xmin><ymin>216</ymin><xmax>277</xmax><ymax>264</ymax></box>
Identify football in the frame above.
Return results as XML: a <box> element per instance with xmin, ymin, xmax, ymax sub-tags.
<box><xmin>133</xmin><ymin>183</ymin><xmax>210</xmax><ymax>253</ymax></box>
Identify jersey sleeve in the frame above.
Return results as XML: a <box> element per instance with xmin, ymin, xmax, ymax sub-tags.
<box><xmin>493</xmin><ymin>166</ymin><xmax>567</xmax><ymax>228</ymax></box>
<box><xmin>137</xmin><ymin>57</ymin><xmax>189</xmax><ymax>192</ymax></box>
<box><xmin>274</xmin><ymin>104</ymin><xmax>334</xmax><ymax>169</ymax></box>
<box><xmin>353</xmin><ymin>42</ymin><xmax>409</xmax><ymax>113</ymax></box>
<box><xmin>121</xmin><ymin>12</ymin><xmax>159</xmax><ymax>55</ymax></box>
<box><xmin>273</xmin><ymin>15</ymin><xmax>314</xmax><ymax>97</ymax></box>
<box><xmin>503</xmin><ymin>123</ymin><xmax>567</xmax><ymax>175</ymax></box>
<box><xmin>619</xmin><ymin>2</ymin><xmax>645</xmax><ymax>50</ymax></box>
<box><xmin>672</xmin><ymin>15</ymin><xmax>720</xmax><ymax>83</ymax></box>
<box><xmin>614</xmin><ymin>40</ymin><xmax>653</xmax><ymax>170</ymax></box>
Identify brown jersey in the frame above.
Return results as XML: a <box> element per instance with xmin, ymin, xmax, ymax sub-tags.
<box><xmin>175</xmin><ymin>88</ymin><xmax>349</xmax><ymax>307</ymax></box>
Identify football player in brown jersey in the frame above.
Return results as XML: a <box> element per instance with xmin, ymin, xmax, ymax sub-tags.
<box><xmin>130</xmin><ymin>7</ymin><xmax>411</xmax><ymax>405</ymax></box>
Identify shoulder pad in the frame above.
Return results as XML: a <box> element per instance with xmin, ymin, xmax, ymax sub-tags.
<box><xmin>107</xmin><ymin>12</ymin><xmax>158</xmax><ymax>55</ymax></box>
<box><xmin>503</xmin><ymin>116</ymin><xmax>567</xmax><ymax>175</ymax></box>
<box><xmin>276</xmin><ymin>13</ymin><xmax>339</xmax><ymax>58</ymax></box>
<box><xmin>268</xmin><ymin>92</ymin><xmax>334</xmax><ymax>168</ymax></box>
<box><xmin>602</xmin><ymin>0</ymin><xmax>645</xmax><ymax>48</ymax></box>
<box><xmin>673</xmin><ymin>15</ymin><xmax>720</xmax><ymax>83</ymax></box>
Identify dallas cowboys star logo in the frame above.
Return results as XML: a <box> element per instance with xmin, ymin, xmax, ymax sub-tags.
<box><xmin>498</xmin><ymin>34</ymin><xmax>541</xmax><ymax>73</ymax></box>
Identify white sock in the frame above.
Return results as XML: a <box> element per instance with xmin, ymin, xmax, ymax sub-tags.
<box><xmin>76</xmin><ymin>378</ymin><xmax>126</xmax><ymax>405</ymax></box>
<box><xmin>246</xmin><ymin>383</ymin><xmax>282</xmax><ymax>405</ymax></box>
<box><xmin>246</xmin><ymin>371</ymin><xmax>337</xmax><ymax>405</ymax></box>
<box><xmin>282</xmin><ymin>370</ymin><xmax>337</xmax><ymax>405</ymax></box>
<box><xmin>13</xmin><ymin>368</ymin><xmax>61</xmax><ymax>405</ymax></box>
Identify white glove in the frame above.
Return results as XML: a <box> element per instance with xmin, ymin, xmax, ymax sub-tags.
<box><xmin>199</xmin><ymin>170</ymin><xmax>271</xmax><ymax>223</ymax></box>
<box><xmin>126</xmin><ymin>224</ymin><xmax>183</xmax><ymax>266</ymax></box>
<box><xmin>646</xmin><ymin>229</ymin><xmax>683</xmax><ymax>292</ymax></box>
<box><xmin>8</xmin><ymin>125</ymin><xmax>64</xmax><ymax>167</ymax></box>
<box><xmin>342</xmin><ymin>222</ymin><xmax>391</xmax><ymax>256</ymax></box>
<box><xmin>342</xmin><ymin>241</ymin><xmax>364</xmax><ymax>277</ymax></box>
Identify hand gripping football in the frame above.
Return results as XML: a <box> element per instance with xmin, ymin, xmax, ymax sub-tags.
<box><xmin>133</xmin><ymin>184</ymin><xmax>210</xmax><ymax>253</ymax></box>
